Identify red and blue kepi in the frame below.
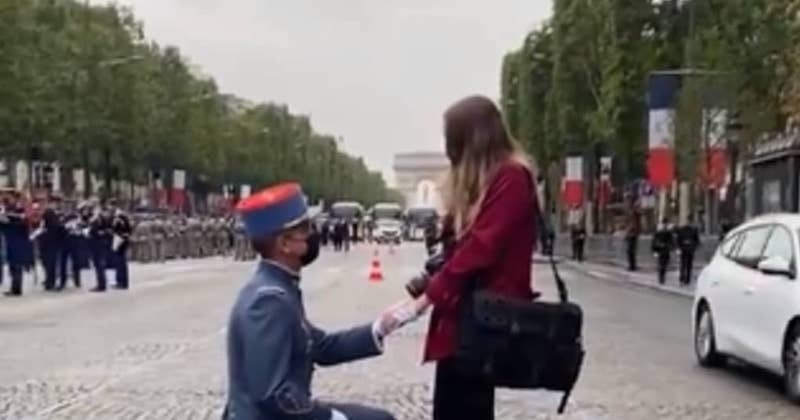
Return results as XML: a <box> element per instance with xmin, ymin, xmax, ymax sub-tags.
<box><xmin>236</xmin><ymin>182</ymin><xmax>308</xmax><ymax>239</ymax></box>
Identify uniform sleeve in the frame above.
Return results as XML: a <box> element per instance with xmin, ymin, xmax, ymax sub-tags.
<box><xmin>425</xmin><ymin>166</ymin><xmax>533</xmax><ymax>308</ymax></box>
<box><xmin>242</xmin><ymin>293</ymin><xmax>331</xmax><ymax>420</ymax></box>
<box><xmin>309</xmin><ymin>322</ymin><xmax>383</xmax><ymax>366</ymax></box>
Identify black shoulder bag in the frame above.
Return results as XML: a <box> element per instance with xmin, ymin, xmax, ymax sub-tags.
<box><xmin>455</xmin><ymin>201</ymin><xmax>585</xmax><ymax>414</ymax></box>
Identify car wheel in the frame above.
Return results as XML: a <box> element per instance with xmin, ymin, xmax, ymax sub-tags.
<box><xmin>695</xmin><ymin>304</ymin><xmax>725</xmax><ymax>367</ymax></box>
<box><xmin>783</xmin><ymin>324</ymin><xmax>800</xmax><ymax>403</ymax></box>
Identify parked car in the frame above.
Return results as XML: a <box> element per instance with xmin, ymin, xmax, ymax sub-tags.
<box><xmin>693</xmin><ymin>213</ymin><xmax>800</xmax><ymax>402</ymax></box>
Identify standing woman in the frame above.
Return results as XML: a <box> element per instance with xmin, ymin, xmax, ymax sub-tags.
<box><xmin>409</xmin><ymin>95</ymin><xmax>539</xmax><ymax>420</ymax></box>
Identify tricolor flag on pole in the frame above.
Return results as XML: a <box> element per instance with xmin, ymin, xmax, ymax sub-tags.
<box><xmin>647</xmin><ymin>73</ymin><xmax>681</xmax><ymax>189</ymax></box>
<box><xmin>700</xmin><ymin>108</ymin><xmax>729</xmax><ymax>188</ymax></box>
<box><xmin>562</xmin><ymin>156</ymin><xmax>583</xmax><ymax>207</ymax></box>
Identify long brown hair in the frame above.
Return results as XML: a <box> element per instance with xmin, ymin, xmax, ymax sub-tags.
<box><xmin>441</xmin><ymin>95</ymin><xmax>534</xmax><ymax>236</ymax></box>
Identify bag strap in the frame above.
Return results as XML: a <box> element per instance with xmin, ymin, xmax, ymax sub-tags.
<box><xmin>533</xmin><ymin>192</ymin><xmax>569</xmax><ymax>303</ymax></box>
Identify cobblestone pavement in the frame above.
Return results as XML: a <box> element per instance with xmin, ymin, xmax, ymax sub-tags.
<box><xmin>1</xmin><ymin>245</ymin><xmax>799</xmax><ymax>419</ymax></box>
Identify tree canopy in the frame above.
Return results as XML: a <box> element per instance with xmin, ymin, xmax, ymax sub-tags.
<box><xmin>501</xmin><ymin>0</ymin><xmax>800</xmax><ymax>189</ymax></box>
<box><xmin>0</xmin><ymin>0</ymin><xmax>397</xmax><ymax>207</ymax></box>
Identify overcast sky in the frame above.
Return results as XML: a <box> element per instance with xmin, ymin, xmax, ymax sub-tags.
<box><xmin>100</xmin><ymin>0</ymin><xmax>551</xmax><ymax>184</ymax></box>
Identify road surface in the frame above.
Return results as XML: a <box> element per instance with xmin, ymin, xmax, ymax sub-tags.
<box><xmin>0</xmin><ymin>244</ymin><xmax>798</xmax><ymax>419</ymax></box>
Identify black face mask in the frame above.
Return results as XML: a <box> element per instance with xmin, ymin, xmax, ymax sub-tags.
<box><xmin>301</xmin><ymin>231</ymin><xmax>321</xmax><ymax>266</ymax></box>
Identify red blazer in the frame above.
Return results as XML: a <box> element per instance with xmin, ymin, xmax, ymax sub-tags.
<box><xmin>423</xmin><ymin>161</ymin><xmax>537</xmax><ymax>362</ymax></box>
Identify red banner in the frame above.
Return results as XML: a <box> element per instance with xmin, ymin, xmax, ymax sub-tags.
<box><xmin>699</xmin><ymin>148</ymin><xmax>728</xmax><ymax>188</ymax></box>
<box><xmin>562</xmin><ymin>180</ymin><xmax>583</xmax><ymax>207</ymax></box>
<box><xmin>647</xmin><ymin>148</ymin><xmax>675</xmax><ymax>189</ymax></box>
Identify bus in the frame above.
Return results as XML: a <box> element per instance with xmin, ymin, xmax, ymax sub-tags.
<box><xmin>330</xmin><ymin>201</ymin><xmax>364</xmax><ymax>221</ymax></box>
<box><xmin>370</xmin><ymin>202</ymin><xmax>403</xmax><ymax>221</ymax></box>
<box><xmin>330</xmin><ymin>201</ymin><xmax>364</xmax><ymax>241</ymax></box>
<box><xmin>404</xmin><ymin>205</ymin><xmax>439</xmax><ymax>241</ymax></box>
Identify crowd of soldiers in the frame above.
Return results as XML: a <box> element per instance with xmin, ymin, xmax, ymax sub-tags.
<box><xmin>128</xmin><ymin>216</ymin><xmax>241</xmax><ymax>262</ymax></box>
<box><xmin>0</xmin><ymin>190</ymin><xmax>132</xmax><ymax>297</ymax></box>
<box><xmin>0</xmin><ymin>187</ymin><xmax>263</xmax><ymax>297</ymax></box>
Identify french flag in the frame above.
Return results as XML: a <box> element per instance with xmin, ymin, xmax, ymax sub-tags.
<box><xmin>562</xmin><ymin>156</ymin><xmax>583</xmax><ymax>207</ymax></box>
<box><xmin>647</xmin><ymin>73</ymin><xmax>681</xmax><ymax>189</ymax></box>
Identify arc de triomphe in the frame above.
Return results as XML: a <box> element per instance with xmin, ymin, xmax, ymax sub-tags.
<box><xmin>393</xmin><ymin>152</ymin><xmax>449</xmax><ymax>211</ymax></box>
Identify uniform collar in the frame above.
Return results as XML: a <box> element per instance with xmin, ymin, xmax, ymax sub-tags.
<box><xmin>259</xmin><ymin>258</ymin><xmax>301</xmax><ymax>284</ymax></box>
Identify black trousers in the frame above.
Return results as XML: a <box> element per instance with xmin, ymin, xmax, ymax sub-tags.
<box><xmin>626</xmin><ymin>236</ymin><xmax>638</xmax><ymax>271</ymax></box>
<box><xmin>572</xmin><ymin>239</ymin><xmax>585</xmax><ymax>262</ymax></box>
<box><xmin>680</xmin><ymin>250</ymin><xmax>695</xmax><ymax>285</ymax></box>
<box><xmin>59</xmin><ymin>242</ymin><xmax>82</xmax><ymax>289</ymax></box>
<box><xmin>656</xmin><ymin>252</ymin><xmax>670</xmax><ymax>284</ymax></box>
<box><xmin>433</xmin><ymin>358</ymin><xmax>495</xmax><ymax>420</ymax></box>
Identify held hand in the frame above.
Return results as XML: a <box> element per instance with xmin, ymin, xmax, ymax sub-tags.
<box><xmin>374</xmin><ymin>300</ymin><xmax>411</xmax><ymax>338</ymax></box>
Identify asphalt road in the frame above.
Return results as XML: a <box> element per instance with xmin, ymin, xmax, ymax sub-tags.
<box><xmin>0</xmin><ymin>244</ymin><xmax>798</xmax><ymax>419</ymax></box>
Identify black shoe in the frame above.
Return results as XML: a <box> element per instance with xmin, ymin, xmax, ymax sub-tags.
<box><xmin>113</xmin><ymin>285</ymin><xmax>128</xmax><ymax>290</ymax></box>
<box><xmin>90</xmin><ymin>287</ymin><xmax>106</xmax><ymax>293</ymax></box>
<box><xmin>4</xmin><ymin>291</ymin><xmax>21</xmax><ymax>297</ymax></box>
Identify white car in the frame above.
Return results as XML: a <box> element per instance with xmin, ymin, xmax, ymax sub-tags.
<box><xmin>373</xmin><ymin>219</ymin><xmax>402</xmax><ymax>244</ymax></box>
<box><xmin>693</xmin><ymin>213</ymin><xmax>800</xmax><ymax>402</ymax></box>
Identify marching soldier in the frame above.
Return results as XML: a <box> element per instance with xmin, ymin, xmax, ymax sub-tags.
<box><xmin>224</xmin><ymin>182</ymin><xmax>399</xmax><ymax>420</ymax></box>
<box><xmin>676</xmin><ymin>215</ymin><xmax>701</xmax><ymax>286</ymax></box>
<box><xmin>652</xmin><ymin>218</ymin><xmax>675</xmax><ymax>285</ymax></box>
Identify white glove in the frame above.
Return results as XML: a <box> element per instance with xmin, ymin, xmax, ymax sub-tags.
<box><xmin>390</xmin><ymin>303</ymin><xmax>421</xmax><ymax>329</ymax></box>
<box><xmin>330</xmin><ymin>408</ymin><xmax>348</xmax><ymax>420</ymax></box>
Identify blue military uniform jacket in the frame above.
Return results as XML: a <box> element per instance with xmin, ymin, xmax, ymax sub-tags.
<box><xmin>225</xmin><ymin>260</ymin><xmax>383</xmax><ymax>420</ymax></box>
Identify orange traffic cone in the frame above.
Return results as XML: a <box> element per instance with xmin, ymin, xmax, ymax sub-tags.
<box><xmin>369</xmin><ymin>253</ymin><xmax>384</xmax><ymax>282</ymax></box>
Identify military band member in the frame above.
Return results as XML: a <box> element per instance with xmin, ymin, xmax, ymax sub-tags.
<box><xmin>37</xmin><ymin>197</ymin><xmax>66</xmax><ymax>291</ymax></box>
<box><xmin>59</xmin><ymin>208</ymin><xmax>86</xmax><ymax>289</ymax></box>
<box><xmin>1</xmin><ymin>191</ymin><xmax>32</xmax><ymax>296</ymax></box>
<box><xmin>111</xmin><ymin>207</ymin><xmax>132</xmax><ymax>289</ymax></box>
<box><xmin>225</xmin><ymin>183</ymin><xmax>401</xmax><ymax>420</ymax></box>
<box><xmin>88</xmin><ymin>206</ymin><xmax>112</xmax><ymax>292</ymax></box>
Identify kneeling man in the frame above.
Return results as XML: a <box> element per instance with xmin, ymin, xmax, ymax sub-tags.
<box><xmin>224</xmin><ymin>183</ymin><xmax>401</xmax><ymax>420</ymax></box>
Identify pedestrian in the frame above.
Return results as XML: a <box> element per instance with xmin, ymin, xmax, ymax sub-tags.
<box><xmin>395</xmin><ymin>95</ymin><xmax>540</xmax><ymax>420</ymax></box>
<box><xmin>676</xmin><ymin>214</ymin><xmax>700</xmax><ymax>286</ymax></box>
<box><xmin>224</xmin><ymin>182</ymin><xmax>401</xmax><ymax>420</ymax></box>
<box><xmin>625</xmin><ymin>201</ymin><xmax>641</xmax><ymax>272</ymax></box>
<box><xmin>569</xmin><ymin>206</ymin><xmax>586</xmax><ymax>262</ymax></box>
<box><xmin>652</xmin><ymin>218</ymin><xmax>675</xmax><ymax>285</ymax></box>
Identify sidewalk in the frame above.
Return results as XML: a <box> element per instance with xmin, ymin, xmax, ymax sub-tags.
<box><xmin>560</xmin><ymin>259</ymin><xmax>696</xmax><ymax>299</ymax></box>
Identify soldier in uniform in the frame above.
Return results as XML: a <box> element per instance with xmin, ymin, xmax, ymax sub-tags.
<box><xmin>88</xmin><ymin>204</ymin><xmax>113</xmax><ymax>292</ymax></box>
<box><xmin>676</xmin><ymin>214</ymin><xmax>701</xmax><ymax>286</ymax></box>
<box><xmin>38</xmin><ymin>196</ymin><xmax>66</xmax><ymax>291</ymax></box>
<box><xmin>110</xmin><ymin>207</ymin><xmax>132</xmax><ymax>289</ymax></box>
<box><xmin>59</xmin><ymin>207</ymin><xmax>86</xmax><ymax>289</ymax></box>
<box><xmin>224</xmin><ymin>183</ymin><xmax>401</xmax><ymax>420</ymax></box>
<box><xmin>652</xmin><ymin>218</ymin><xmax>675</xmax><ymax>285</ymax></box>
<box><xmin>1</xmin><ymin>191</ymin><xmax>32</xmax><ymax>296</ymax></box>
